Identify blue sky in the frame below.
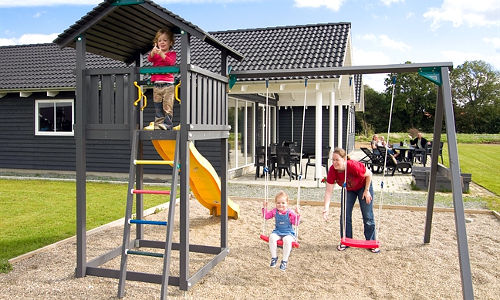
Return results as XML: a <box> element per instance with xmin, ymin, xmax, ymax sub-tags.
<box><xmin>1</xmin><ymin>0</ymin><xmax>499</xmax><ymax>91</ymax></box>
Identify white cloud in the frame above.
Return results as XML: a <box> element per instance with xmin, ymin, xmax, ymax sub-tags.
<box><xmin>405</xmin><ymin>12</ymin><xmax>414</xmax><ymax>19</ymax></box>
<box><xmin>379</xmin><ymin>35</ymin><xmax>411</xmax><ymax>52</ymax></box>
<box><xmin>379</xmin><ymin>0</ymin><xmax>404</xmax><ymax>6</ymax></box>
<box><xmin>487</xmin><ymin>54</ymin><xmax>500</xmax><ymax>71</ymax></box>
<box><xmin>0</xmin><ymin>1</ymin><xmax>100</xmax><ymax>7</ymax></box>
<box><xmin>358</xmin><ymin>34</ymin><xmax>410</xmax><ymax>52</ymax></box>
<box><xmin>0</xmin><ymin>33</ymin><xmax>58</xmax><ymax>46</ymax></box>
<box><xmin>0</xmin><ymin>0</ymin><xmax>254</xmax><ymax>7</ymax></box>
<box><xmin>484</xmin><ymin>37</ymin><xmax>500</xmax><ymax>49</ymax></box>
<box><xmin>354</xmin><ymin>48</ymin><xmax>392</xmax><ymax>66</ymax></box>
<box><xmin>353</xmin><ymin>48</ymin><xmax>392</xmax><ymax>92</ymax></box>
<box><xmin>441</xmin><ymin>50</ymin><xmax>484</xmax><ymax>66</ymax></box>
<box><xmin>293</xmin><ymin>0</ymin><xmax>346</xmax><ymax>11</ymax></box>
<box><xmin>360</xmin><ymin>33</ymin><xmax>376</xmax><ymax>41</ymax></box>
<box><xmin>424</xmin><ymin>0</ymin><xmax>500</xmax><ymax>30</ymax></box>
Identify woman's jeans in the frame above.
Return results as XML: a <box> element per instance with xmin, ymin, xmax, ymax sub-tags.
<box><xmin>340</xmin><ymin>183</ymin><xmax>376</xmax><ymax>240</ymax></box>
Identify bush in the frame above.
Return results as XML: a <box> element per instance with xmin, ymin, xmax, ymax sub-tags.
<box><xmin>0</xmin><ymin>259</ymin><xmax>12</xmax><ymax>274</ymax></box>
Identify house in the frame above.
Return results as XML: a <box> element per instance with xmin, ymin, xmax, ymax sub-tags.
<box><xmin>0</xmin><ymin>10</ymin><xmax>360</xmax><ymax>180</ymax></box>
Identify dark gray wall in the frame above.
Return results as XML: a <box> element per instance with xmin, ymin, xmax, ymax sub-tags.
<box><xmin>278</xmin><ymin>105</ymin><xmax>354</xmax><ymax>154</ymax></box>
<box><xmin>0</xmin><ymin>90</ymin><xmax>225</xmax><ymax>176</ymax></box>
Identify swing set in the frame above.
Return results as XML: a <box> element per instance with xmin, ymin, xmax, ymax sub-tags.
<box><xmin>234</xmin><ymin>63</ymin><xmax>475</xmax><ymax>300</ymax></box>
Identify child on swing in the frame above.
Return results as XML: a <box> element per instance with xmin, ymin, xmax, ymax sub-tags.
<box><xmin>262</xmin><ymin>190</ymin><xmax>300</xmax><ymax>271</ymax></box>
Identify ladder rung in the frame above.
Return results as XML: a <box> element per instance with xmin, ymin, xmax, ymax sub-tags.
<box><xmin>129</xmin><ymin>219</ymin><xmax>167</xmax><ymax>226</ymax></box>
<box><xmin>131</xmin><ymin>189</ymin><xmax>170</xmax><ymax>195</ymax></box>
<box><xmin>134</xmin><ymin>159</ymin><xmax>173</xmax><ymax>165</ymax></box>
<box><xmin>126</xmin><ymin>249</ymin><xmax>164</xmax><ymax>258</ymax></box>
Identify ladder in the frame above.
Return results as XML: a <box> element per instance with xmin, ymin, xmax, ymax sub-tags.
<box><xmin>117</xmin><ymin>130</ymin><xmax>180</xmax><ymax>299</ymax></box>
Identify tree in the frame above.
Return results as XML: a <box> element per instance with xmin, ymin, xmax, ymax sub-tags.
<box><xmin>385</xmin><ymin>62</ymin><xmax>438</xmax><ymax>133</ymax></box>
<box><xmin>450</xmin><ymin>60</ymin><xmax>500</xmax><ymax>133</ymax></box>
<box><xmin>355</xmin><ymin>85</ymin><xmax>388</xmax><ymax>135</ymax></box>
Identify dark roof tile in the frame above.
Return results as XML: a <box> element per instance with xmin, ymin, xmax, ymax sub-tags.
<box><xmin>1</xmin><ymin>22</ymin><xmax>353</xmax><ymax>90</ymax></box>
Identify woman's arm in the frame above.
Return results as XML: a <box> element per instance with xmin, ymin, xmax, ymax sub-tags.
<box><xmin>322</xmin><ymin>182</ymin><xmax>334</xmax><ymax>221</ymax></box>
<box><xmin>362</xmin><ymin>168</ymin><xmax>373</xmax><ymax>204</ymax></box>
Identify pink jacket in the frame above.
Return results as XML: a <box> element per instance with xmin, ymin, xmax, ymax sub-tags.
<box><xmin>147</xmin><ymin>51</ymin><xmax>176</xmax><ymax>83</ymax></box>
<box><xmin>262</xmin><ymin>208</ymin><xmax>300</xmax><ymax>226</ymax></box>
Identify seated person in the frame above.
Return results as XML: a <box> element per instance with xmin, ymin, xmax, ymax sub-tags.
<box><xmin>373</xmin><ymin>135</ymin><xmax>399</xmax><ymax>159</ymax></box>
<box><xmin>380</xmin><ymin>136</ymin><xmax>399</xmax><ymax>158</ymax></box>
<box><xmin>379</xmin><ymin>136</ymin><xmax>387</xmax><ymax>147</ymax></box>
<box><xmin>371</xmin><ymin>134</ymin><xmax>381</xmax><ymax>155</ymax></box>
<box><xmin>408</xmin><ymin>132</ymin><xmax>428</xmax><ymax>162</ymax></box>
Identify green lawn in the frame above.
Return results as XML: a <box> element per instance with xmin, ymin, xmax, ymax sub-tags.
<box><xmin>1</xmin><ymin>137</ymin><xmax>500</xmax><ymax>271</ymax></box>
<box><xmin>0</xmin><ymin>179</ymin><xmax>171</xmax><ymax>265</ymax></box>
<box><xmin>441</xmin><ymin>143</ymin><xmax>500</xmax><ymax>211</ymax></box>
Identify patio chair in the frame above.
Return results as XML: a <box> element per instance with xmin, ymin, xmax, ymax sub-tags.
<box><xmin>288</xmin><ymin>142</ymin><xmax>302</xmax><ymax>175</ymax></box>
<box><xmin>378</xmin><ymin>147</ymin><xmax>412</xmax><ymax>176</ymax></box>
<box><xmin>426</xmin><ymin>141</ymin><xmax>444</xmax><ymax>164</ymax></box>
<box><xmin>359</xmin><ymin>147</ymin><xmax>384</xmax><ymax>174</ymax></box>
<box><xmin>275</xmin><ymin>146</ymin><xmax>298</xmax><ymax>181</ymax></box>
<box><xmin>254</xmin><ymin>146</ymin><xmax>273</xmax><ymax>179</ymax></box>
<box><xmin>304</xmin><ymin>146</ymin><xmax>330</xmax><ymax>179</ymax></box>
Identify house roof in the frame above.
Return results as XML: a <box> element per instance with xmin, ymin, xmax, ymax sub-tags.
<box><xmin>189</xmin><ymin>23</ymin><xmax>351</xmax><ymax>80</ymax></box>
<box><xmin>53</xmin><ymin>0</ymin><xmax>243</xmax><ymax>64</ymax></box>
<box><xmin>0</xmin><ymin>22</ymin><xmax>353</xmax><ymax>92</ymax></box>
<box><xmin>0</xmin><ymin>43</ymin><xmax>126</xmax><ymax>91</ymax></box>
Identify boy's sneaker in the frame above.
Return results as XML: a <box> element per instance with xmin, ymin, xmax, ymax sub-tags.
<box><xmin>279</xmin><ymin>260</ymin><xmax>287</xmax><ymax>271</ymax></box>
<box><xmin>270</xmin><ymin>257</ymin><xmax>278</xmax><ymax>267</ymax></box>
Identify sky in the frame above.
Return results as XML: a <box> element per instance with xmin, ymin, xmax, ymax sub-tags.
<box><xmin>1</xmin><ymin>0</ymin><xmax>499</xmax><ymax>92</ymax></box>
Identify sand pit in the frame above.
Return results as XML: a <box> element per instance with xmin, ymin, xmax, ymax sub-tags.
<box><xmin>1</xmin><ymin>198</ymin><xmax>499</xmax><ymax>299</ymax></box>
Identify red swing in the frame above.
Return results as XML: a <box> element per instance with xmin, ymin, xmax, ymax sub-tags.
<box><xmin>339</xmin><ymin>176</ymin><xmax>381</xmax><ymax>249</ymax></box>
<box><xmin>260</xmin><ymin>234</ymin><xmax>300</xmax><ymax>248</ymax></box>
<box><xmin>341</xmin><ymin>237</ymin><xmax>380</xmax><ymax>249</ymax></box>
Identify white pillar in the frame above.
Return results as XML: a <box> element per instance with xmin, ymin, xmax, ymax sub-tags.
<box><xmin>329</xmin><ymin>91</ymin><xmax>335</xmax><ymax>149</ymax></box>
<box><xmin>315</xmin><ymin>92</ymin><xmax>323</xmax><ymax>180</ymax></box>
<box><xmin>337</xmin><ymin>105</ymin><xmax>343</xmax><ymax>148</ymax></box>
<box><xmin>272</xmin><ymin>106</ymin><xmax>277</xmax><ymax>144</ymax></box>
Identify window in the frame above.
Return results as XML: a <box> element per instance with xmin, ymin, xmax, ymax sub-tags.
<box><xmin>228</xmin><ymin>97</ymin><xmax>256</xmax><ymax>171</ymax></box>
<box><xmin>35</xmin><ymin>99</ymin><xmax>74</xmax><ymax>136</ymax></box>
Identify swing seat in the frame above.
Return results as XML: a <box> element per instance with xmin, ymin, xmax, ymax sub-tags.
<box><xmin>341</xmin><ymin>237</ymin><xmax>380</xmax><ymax>249</ymax></box>
<box><xmin>260</xmin><ymin>234</ymin><xmax>300</xmax><ymax>248</ymax></box>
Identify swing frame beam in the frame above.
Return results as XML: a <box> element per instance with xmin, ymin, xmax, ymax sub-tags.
<box><xmin>234</xmin><ymin>61</ymin><xmax>474</xmax><ymax>300</ymax></box>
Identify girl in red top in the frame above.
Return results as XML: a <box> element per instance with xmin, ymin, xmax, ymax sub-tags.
<box><xmin>147</xmin><ymin>28</ymin><xmax>177</xmax><ymax>130</ymax></box>
<box><xmin>322</xmin><ymin>148</ymin><xmax>379</xmax><ymax>253</ymax></box>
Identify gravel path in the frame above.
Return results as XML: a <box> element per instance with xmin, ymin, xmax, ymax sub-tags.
<box><xmin>228</xmin><ymin>183</ymin><xmax>489</xmax><ymax>210</ymax></box>
<box><xmin>1</xmin><ymin>198</ymin><xmax>499</xmax><ymax>300</ymax></box>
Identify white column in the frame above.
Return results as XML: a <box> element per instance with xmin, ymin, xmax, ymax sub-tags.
<box><xmin>329</xmin><ymin>91</ymin><xmax>335</xmax><ymax>149</ymax></box>
<box><xmin>337</xmin><ymin>105</ymin><xmax>343</xmax><ymax>148</ymax></box>
<box><xmin>272</xmin><ymin>106</ymin><xmax>277</xmax><ymax>144</ymax></box>
<box><xmin>315</xmin><ymin>92</ymin><xmax>323</xmax><ymax>180</ymax></box>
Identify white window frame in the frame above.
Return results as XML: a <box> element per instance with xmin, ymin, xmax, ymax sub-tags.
<box><xmin>35</xmin><ymin>99</ymin><xmax>75</xmax><ymax>136</ymax></box>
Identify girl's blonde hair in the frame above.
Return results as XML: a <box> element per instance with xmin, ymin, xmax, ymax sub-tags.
<box><xmin>153</xmin><ymin>28</ymin><xmax>175</xmax><ymax>50</ymax></box>
<box><xmin>274</xmin><ymin>190</ymin><xmax>289</xmax><ymax>203</ymax></box>
<box><xmin>332</xmin><ymin>147</ymin><xmax>351</xmax><ymax>160</ymax></box>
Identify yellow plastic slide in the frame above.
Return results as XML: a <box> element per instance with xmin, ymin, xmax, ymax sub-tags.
<box><xmin>151</xmin><ymin>139</ymin><xmax>240</xmax><ymax>219</ymax></box>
